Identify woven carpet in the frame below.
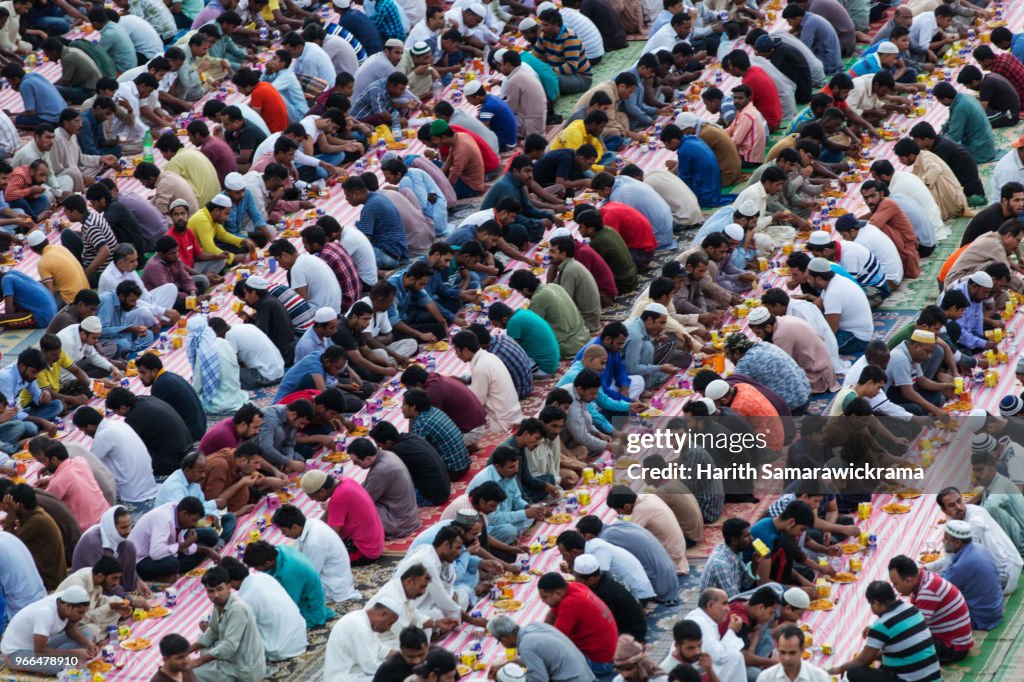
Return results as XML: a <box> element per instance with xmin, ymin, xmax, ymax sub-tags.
<box><xmin>941</xmin><ymin>587</ymin><xmax>1024</xmax><ymax>682</ymax></box>
<box><xmin>0</xmin><ymin>329</ymin><xmax>43</xmax><ymax>368</ymax></box>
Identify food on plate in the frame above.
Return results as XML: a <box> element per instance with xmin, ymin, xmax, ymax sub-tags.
<box><xmin>275</xmin><ymin>490</ymin><xmax>295</xmax><ymax>503</ymax></box>
<box><xmin>88</xmin><ymin>661</ymin><xmax>114</xmax><ymax>673</ymax></box>
<box><xmin>919</xmin><ymin>552</ymin><xmax>941</xmax><ymax>563</ymax></box>
<box><xmin>323</xmin><ymin>451</ymin><xmax>350</xmax><ymax>463</ymax></box>
<box><xmin>665</xmin><ymin>388</ymin><xmax>694</xmax><ymax>398</ymax></box>
<box><xmin>828</xmin><ymin>572</ymin><xmax>857</xmax><ymax>583</ymax></box>
<box><xmin>946</xmin><ymin>400</ymin><xmax>973</xmax><ymax>411</ymax></box>
<box><xmin>425</xmin><ymin>341</ymin><xmax>450</xmax><ymax>352</ymax></box>
<box><xmin>348</xmin><ymin>426</ymin><xmax>369</xmax><ymax>437</ymax></box>
<box><xmin>120</xmin><ymin>638</ymin><xmax>152</xmax><ymax>651</ymax></box>
<box><xmin>808</xmin><ymin>599</ymin><xmax>835</xmax><ymax>611</ymax></box>
<box><xmin>896</xmin><ymin>490</ymin><xmax>922</xmax><ymax>499</ymax></box>
<box><xmin>838</xmin><ymin>544</ymin><xmax>863</xmax><ymax>555</ymax></box>
<box><xmin>492</xmin><ymin>599</ymin><xmax>523</xmax><ymax>611</ymax></box>
<box><xmin>504</xmin><ymin>573</ymin><xmax>532</xmax><ymax>583</ymax></box>
<box><xmin>186</xmin><ymin>568</ymin><xmax>208</xmax><ymax>578</ymax></box>
<box><xmin>882</xmin><ymin>503</ymin><xmax>911</xmax><ymax>514</ymax></box>
<box><xmin>147</xmin><ymin>606</ymin><xmax>170</xmax><ymax>618</ymax></box>
<box><xmin>547</xmin><ymin>513</ymin><xmax>575</xmax><ymax>524</ymax></box>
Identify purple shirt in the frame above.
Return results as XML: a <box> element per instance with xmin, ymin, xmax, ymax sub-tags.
<box><xmin>198</xmin><ymin>417</ymin><xmax>243</xmax><ymax>455</ymax></box>
<box><xmin>201</xmin><ymin>136</ymin><xmax>237</xmax><ymax>185</ymax></box>
<box><xmin>116</xmin><ymin>191</ymin><xmax>167</xmax><ymax>252</ymax></box>
<box><xmin>127</xmin><ymin>502</ymin><xmax>197</xmax><ymax>562</ymax></box>
<box><xmin>190</xmin><ymin>1</ymin><xmax>224</xmax><ymax>29</ymax></box>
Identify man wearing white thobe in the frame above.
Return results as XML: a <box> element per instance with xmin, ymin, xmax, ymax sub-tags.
<box><xmin>292</xmin><ymin>516</ymin><xmax>361</xmax><ymax>602</ymax></box>
<box><xmin>324</xmin><ymin>600</ymin><xmax>400</xmax><ymax>681</ymax></box>
<box><xmin>683</xmin><ymin>590</ymin><xmax>747</xmax><ymax>682</ymax></box>
<box><xmin>237</xmin><ymin>570</ymin><xmax>308</xmax><ymax>661</ymax></box>
<box><xmin>98</xmin><ymin>255</ymin><xmax>178</xmax><ymax>327</ymax></box>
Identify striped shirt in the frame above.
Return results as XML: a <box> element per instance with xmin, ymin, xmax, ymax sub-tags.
<box><xmin>865</xmin><ymin>600</ymin><xmax>942</xmax><ymax>682</ymax></box>
<box><xmin>411</xmin><ymin>407</ymin><xmax>470</xmax><ymax>475</ymax></box>
<box><xmin>488</xmin><ymin>333</ymin><xmax>534</xmax><ymax>400</ymax></box>
<box><xmin>268</xmin><ymin>284</ymin><xmax>315</xmax><ymax>336</ymax></box>
<box><xmin>532</xmin><ymin>25</ymin><xmax>592</xmax><ymax>78</ymax></box>
<box><xmin>561</xmin><ymin>8</ymin><xmax>603</xmax><ymax>61</ymax></box>
<box><xmin>835</xmin><ymin>239</ymin><xmax>886</xmax><ymax>289</ymax></box>
<box><xmin>911</xmin><ymin>570</ymin><xmax>974</xmax><ymax>652</ymax></box>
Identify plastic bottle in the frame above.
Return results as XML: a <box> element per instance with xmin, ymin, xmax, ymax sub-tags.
<box><xmin>142</xmin><ymin>129</ymin><xmax>154</xmax><ymax>164</ymax></box>
<box><xmin>432</xmin><ymin>79</ymin><xmax>443</xmax><ymax>104</ymax></box>
<box><xmin>391</xmin><ymin>110</ymin><xmax>402</xmax><ymax>142</ymax></box>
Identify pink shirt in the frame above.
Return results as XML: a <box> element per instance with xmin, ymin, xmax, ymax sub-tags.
<box><xmin>327</xmin><ymin>477</ymin><xmax>384</xmax><ymax>559</ymax></box>
<box><xmin>198</xmin><ymin>417</ymin><xmax>243</xmax><ymax>455</ymax></box>
<box><xmin>46</xmin><ymin>457</ymin><xmax>110</xmax><ymax>529</ymax></box>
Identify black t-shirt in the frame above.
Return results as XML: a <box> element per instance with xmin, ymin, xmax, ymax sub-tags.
<box><xmin>533</xmin><ymin>149</ymin><xmax>583</xmax><ymax>186</ymax></box>
<box><xmin>980</xmin><ymin>73</ymin><xmax>1021</xmax><ymax>117</ymax></box>
<box><xmin>125</xmin><ymin>396</ymin><xmax>194</xmax><ymax>476</ymax></box>
<box><xmin>960</xmin><ymin>202</ymin><xmax>1007</xmax><ymax>247</ymax></box>
<box><xmin>254</xmin><ymin>296</ymin><xmax>295</xmax><ymax>353</ymax></box>
<box><xmin>151</xmin><ymin>371</ymin><xmax>207</xmax><ymax>442</ymax></box>
<box><xmin>373</xmin><ymin>647</ymin><xmax>445</xmax><ymax>682</ymax></box>
<box><xmin>594</xmin><ymin>572</ymin><xmax>648</xmax><ymax>642</ymax></box>
<box><xmin>390</xmin><ymin>434</ymin><xmax>451</xmax><ymax>504</ymax></box>
<box><xmin>331</xmin><ymin>319</ymin><xmax>366</xmax><ymax>352</ymax></box>
<box><xmin>227</xmin><ymin>121</ymin><xmax>268</xmax><ymax>154</ymax></box>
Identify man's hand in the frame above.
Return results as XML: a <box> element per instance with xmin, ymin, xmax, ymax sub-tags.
<box><xmin>286</xmin><ymin>460</ymin><xmax>306</xmax><ymax>473</ymax></box>
<box><xmin>728</xmin><ymin>614</ymin><xmax>744</xmax><ymax>633</ymax></box>
<box><xmin>659</xmin><ymin>363</ymin><xmax>677</xmax><ymax>374</ymax></box>
<box><xmin>129</xmin><ymin>325</ymin><xmax>149</xmax><ymax>336</ymax></box>
<box><xmin>419</xmin><ymin>332</ymin><xmax>438</xmax><ymax>343</ymax></box>
<box><xmin>525</xmin><ymin>504</ymin><xmax>549</xmax><ymax>520</ymax></box>
<box><xmin>181</xmin><ymin>529</ymin><xmax>198</xmax><ymax>550</ymax></box>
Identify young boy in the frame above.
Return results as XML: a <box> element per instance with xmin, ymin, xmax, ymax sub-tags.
<box><xmin>152</xmin><ymin>633</ymin><xmax>195</xmax><ymax>682</ymax></box>
<box><xmin>435</xmin><ymin>29</ymin><xmax>467</xmax><ymax>83</ymax></box>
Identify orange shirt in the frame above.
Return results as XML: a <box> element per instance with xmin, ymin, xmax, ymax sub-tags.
<box><xmin>939</xmin><ymin>244</ymin><xmax>970</xmax><ymax>284</ymax></box>
<box><xmin>730</xmin><ymin>383</ymin><xmax>784</xmax><ymax>451</ymax></box>
<box><xmin>250</xmin><ymin>82</ymin><xmax>289</xmax><ymax>134</ymax></box>
<box><xmin>446</xmin><ymin>132</ymin><xmax>485</xmax><ymax>192</ymax></box>
<box><xmin>202</xmin><ymin>451</ymin><xmax>250</xmax><ymax>512</ymax></box>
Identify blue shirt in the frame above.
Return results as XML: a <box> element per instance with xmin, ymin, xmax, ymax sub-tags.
<box><xmin>386</xmin><ymin>271</ymin><xmax>431</xmax><ymax>325</ymax></box>
<box><xmin>574</xmin><ymin>337</ymin><xmax>630</xmax><ymax>402</ymax></box>
<box><xmin>609</xmin><ymin>176</ymin><xmax>674</xmax><ymax>250</ymax></box>
<box><xmin>99</xmin><ymin>22</ymin><xmax>137</xmax><ymax>74</ymax></box>
<box><xmin>154</xmin><ymin>468</ymin><xmax>219</xmax><ymax>515</ymax></box>
<box><xmin>262</xmin><ymin>68</ymin><xmax>307</xmax><ymax>123</ymax></box>
<box><xmin>478</xmin><ymin>95</ymin><xmax>518</xmax><ymax>150</ymax></box>
<box><xmin>78</xmin><ymin>109</ymin><xmax>109</xmax><ymax>155</ymax></box>
<box><xmin>293</xmin><ymin>327</ymin><xmax>333</xmax><ymax>365</ymax></box>
<box><xmin>273</xmin><ymin>351</ymin><xmax>335</xmax><ymax>400</ymax></box>
<box><xmin>411</xmin><ymin>520</ymin><xmax>480</xmax><ymax>590</ymax></box>
<box><xmin>0</xmin><ymin>363</ymin><xmax>40</xmax><ymax>420</ymax></box>
<box><xmin>943</xmin><ymin>541</ymin><xmax>1004</xmax><ymax>630</ymax></box>
<box><xmin>295</xmin><ymin>42</ymin><xmax>336</xmax><ymax>84</ymax></box>
<box><xmin>466</xmin><ymin>465</ymin><xmax>529</xmax><ymax>527</ymax></box>
<box><xmin>0</xmin><ymin>530</ymin><xmax>46</xmax><ymax>622</ymax></box>
<box><xmin>356</xmin><ymin>192</ymin><xmax>407</xmax><ymax>258</ymax></box>
<box><xmin>952</xmin><ymin>280</ymin><xmax>986</xmax><ymax>350</ymax></box>
<box><xmin>1</xmin><ymin>270</ymin><xmax>56</xmax><ymax>328</ymax></box>
<box><xmin>97</xmin><ymin>290</ymin><xmax>134</xmax><ymax>338</ymax></box>
<box><xmin>676</xmin><ymin>135</ymin><xmax>731</xmax><ymax>208</ymax></box>
<box><xmin>621</xmin><ymin>67</ymin><xmax>657</xmax><ymax>129</ymax></box>
<box><xmin>19</xmin><ymin>73</ymin><xmax>65</xmax><ymax>124</ymax></box>
<box><xmin>446</xmin><ymin>224</ymin><xmax>479</xmax><ymax>247</ymax></box>
<box><xmin>224</xmin><ymin>189</ymin><xmax>267</xmax><ymax>235</ymax></box>
<box><xmin>417</xmin><ymin>257</ymin><xmax>460</xmax><ymax>322</ymax></box>
<box><xmin>800</xmin><ymin>12</ymin><xmax>843</xmax><ymax>75</ymax></box>
<box><xmin>1012</xmin><ymin>33</ymin><xmax>1024</xmax><ymax>65</ymax></box>
<box><xmin>338</xmin><ymin>10</ymin><xmax>383</xmax><ymax>55</ymax></box>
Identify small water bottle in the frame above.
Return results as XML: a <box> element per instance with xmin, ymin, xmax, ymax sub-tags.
<box><xmin>391</xmin><ymin>110</ymin><xmax>402</xmax><ymax>142</ymax></box>
<box><xmin>482</xmin><ymin>44</ymin><xmax>490</xmax><ymax>77</ymax></box>
<box><xmin>106</xmin><ymin>624</ymin><xmax>118</xmax><ymax>643</ymax></box>
<box><xmin>201</xmin><ymin>299</ymin><xmax>210</xmax><ymax>315</ymax></box>
<box><xmin>354</xmin><ymin>158</ymin><xmax>365</xmax><ymax>174</ymax></box>
<box><xmin>258</xmin><ymin>25</ymin><xmax>268</xmax><ymax>41</ymax></box>
<box><xmin>159</xmin><ymin>333</ymin><xmax>169</xmax><ymax>350</ymax></box>
<box><xmin>564</xmin><ymin>194</ymin><xmax>573</xmax><ymax>214</ymax></box>
<box><xmin>432</xmin><ymin>79</ymin><xmax>443</xmax><ymax>104</ymax></box>
<box><xmin>257</xmin><ymin>252</ymin><xmax>266</xmax><ymax>270</ymax></box>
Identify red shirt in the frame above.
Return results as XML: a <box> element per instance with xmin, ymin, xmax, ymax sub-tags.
<box><xmin>600</xmin><ymin>202</ymin><xmax>657</xmax><ymax>253</ymax></box>
<box><xmin>166</xmin><ymin>226</ymin><xmax>202</xmax><ymax>269</ymax></box>
<box><xmin>551</xmin><ymin>582</ymin><xmax>619</xmax><ymax>664</ymax></box>
<box><xmin>449</xmin><ymin>125</ymin><xmax>500</xmax><ymax>172</ymax></box>
<box><xmin>575</xmin><ymin>242</ymin><xmax>617</xmax><ymax>299</ymax></box>
<box><xmin>327</xmin><ymin>477</ymin><xmax>384</xmax><ymax>559</ymax></box>
<box><xmin>278</xmin><ymin>389</ymin><xmax>321</xmax><ymax>406</ymax></box>
<box><xmin>423</xmin><ymin>375</ymin><xmax>486</xmax><ymax>432</ymax></box>
<box><xmin>911</xmin><ymin>569</ymin><xmax>974</xmax><ymax>651</ymax></box>
<box><xmin>250</xmin><ymin>82</ymin><xmax>289</xmax><ymax>133</ymax></box>
<box><xmin>744</xmin><ymin>66</ymin><xmax>782</xmax><ymax>131</ymax></box>
<box><xmin>821</xmin><ymin>84</ymin><xmax>849</xmax><ymax>111</ymax></box>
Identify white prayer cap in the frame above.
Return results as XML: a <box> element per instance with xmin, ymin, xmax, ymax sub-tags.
<box><xmin>464</xmin><ymin>80</ymin><xmax>484</xmax><ymax>96</ymax></box>
<box><xmin>466</xmin><ymin>2</ymin><xmax>487</xmax><ymax>16</ymax></box>
<box><xmin>807</xmin><ymin>257</ymin><xmax>832</xmax><ymax>274</ymax></box>
<box><xmin>537</xmin><ymin>2</ymin><xmax>557</xmax><ymax>14</ymax></box>
<box><xmin>876</xmin><ymin>41</ymin><xmax>899</xmax><ymax>55</ymax></box>
<box><xmin>643</xmin><ymin>302</ymin><xmax>668</xmax><ymax>317</ymax></box>
<box><xmin>519</xmin><ymin>17</ymin><xmax>538</xmax><ymax>31</ymax></box>
<box><xmin>723</xmin><ymin>223</ymin><xmax>744</xmax><ymax>242</ymax></box>
<box><xmin>705</xmin><ymin>380</ymin><xmax>731</xmax><ymax>401</ymax></box>
<box><xmin>313</xmin><ymin>307</ymin><xmax>338</xmax><ymax>324</ymax></box>
<box><xmin>410</xmin><ymin>41</ymin><xmax>431</xmax><ymax>56</ymax></box>
<box><xmin>245</xmin><ymin>275</ymin><xmax>269</xmax><ymax>291</ymax></box>
<box><xmin>677</xmin><ymin>112</ymin><xmax>700</xmax><ymax>130</ymax></box>
<box><xmin>25</xmin><ymin>230</ymin><xmax>46</xmax><ymax>247</ymax></box>
<box><xmin>909</xmin><ymin>329</ymin><xmax>936</xmax><ymax>344</ymax></box>
<box><xmin>384</xmin><ymin>38</ymin><xmax>405</xmax><ymax>48</ymax></box>
<box><xmin>735</xmin><ymin>199</ymin><xmax>759</xmax><ymax>217</ymax></box>
<box><xmin>969</xmin><ymin>271</ymin><xmax>993</xmax><ymax>288</ymax></box>
<box><xmin>80</xmin><ymin>316</ymin><xmax>102</xmax><ymax>334</ymax></box>
<box><xmin>966</xmin><ymin>408</ymin><xmax>988</xmax><ymax>434</ymax></box>
<box><xmin>58</xmin><ymin>585</ymin><xmax>90</xmax><ymax>605</ymax></box>
<box><xmin>698</xmin><ymin>397</ymin><xmax>717</xmax><ymax>414</ymax></box>
<box><xmin>494</xmin><ymin>48</ymin><xmax>508</xmax><ymax>62</ymax></box>
<box><xmin>807</xmin><ymin>230</ymin><xmax>832</xmax><ymax>247</ymax></box>
<box><xmin>169</xmin><ymin>199</ymin><xmax>191</xmax><ymax>212</ymax></box>
<box><xmin>333</xmin><ymin>0</ymin><xmax>351</xmax><ymax>7</ymax></box>
<box><xmin>573</xmin><ymin>553</ymin><xmax>600</xmax><ymax>575</ymax></box>
<box><xmin>746</xmin><ymin>307</ymin><xmax>771</xmax><ymax>326</ymax></box>
<box><xmin>224</xmin><ymin>172</ymin><xmax>245</xmax><ymax>191</ymax></box>
<box><xmin>210</xmin><ymin>193</ymin><xmax>232</xmax><ymax>208</ymax></box>
<box><xmin>548</xmin><ymin>227</ymin><xmax>572</xmax><ymax>240</ymax></box>
<box><xmin>371</xmin><ymin>596</ymin><xmax>403</xmax><ymax>614</ymax></box>
<box><xmin>783</xmin><ymin>587</ymin><xmax>810</xmax><ymax>609</ymax></box>
<box><xmin>945</xmin><ymin>519</ymin><xmax>972</xmax><ymax>540</ymax></box>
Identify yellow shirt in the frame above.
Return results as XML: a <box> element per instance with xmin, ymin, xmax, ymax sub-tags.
<box><xmin>259</xmin><ymin>0</ymin><xmax>280</xmax><ymax>21</ymax></box>
<box><xmin>27</xmin><ymin>350</ymin><xmax>73</xmax><ymax>402</ymax></box>
<box><xmin>187</xmin><ymin>208</ymin><xmax>243</xmax><ymax>264</ymax></box>
<box><xmin>37</xmin><ymin>244</ymin><xmax>89</xmax><ymax>305</ymax></box>
<box><xmin>164</xmin><ymin>149</ymin><xmax>221</xmax><ymax>207</ymax></box>
<box><xmin>549</xmin><ymin>119</ymin><xmax>605</xmax><ymax>171</ymax></box>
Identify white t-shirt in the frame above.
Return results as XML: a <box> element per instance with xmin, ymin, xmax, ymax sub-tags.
<box><xmin>225</xmin><ymin>324</ymin><xmax>286</xmax><ymax>382</ymax></box>
<box><xmin>238</xmin><ymin>571</ymin><xmax>307</xmax><ymax>661</ymax></box>
<box><xmin>0</xmin><ymin>595</ymin><xmax>66</xmax><ymax>655</ymax></box>
<box><xmin>854</xmin><ymin>223</ymin><xmax>903</xmax><ymax>285</ymax></box>
<box><xmin>92</xmin><ymin>419</ymin><xmax>160</xmax><ymax>503</ymax></box>
<box><xmin>290</xmin><ymin>254</ymin><xmax>342</xmax><ymax>313</ymax></box>
<box><xmin>340</xmin><ymin>227</ymin><xmax>378</xmax><ymax>286</ymax></box>
<box><xmin>821</xmin><ymin>273</ymin><xmax>874</xmax><ymax>342</ymax></box>
<box><xmin>890</xmin><ymin>171</ymin><xmax>943</xmax><ymax>231</ymax></box>
<box><xmin>353</xmin><ymin>296</ymin><xmax>392</xmax><ymax>337</ymax></box>
<box><xmin>300</xmin><ymin>115</ymin><xmax>323</xmax><ymax>144</ymax></box>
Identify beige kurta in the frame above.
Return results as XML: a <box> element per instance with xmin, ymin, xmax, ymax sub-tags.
<box><xmin>630</xmin><ymin>289</ymin><xmax>703</xmax><ymax>352</ymax></box>
<box><xmin>944</xmin><ymin>231</ymin><xmax>1024</xmax><ymax>295</ymax></box>
<box><xmin>607</xmin><ymin>0</ymin><xmax>643</xmax><ymax>34</ymax></box>
<box><xmin>631</xmin><ymin>494</ymin><xmax>689</xmax><ymax>574</ymax></box>
<box><xmin>647</xmin><ymin>480</ymin><xmax>706</xmax><ymax>542</ymax></box>
<box><xmin>56</xmin><ymin>567</ymin><xmax>125</xmax><ymax>639</ymax></box>
<box><xmin>912</xmin><ymin>149</ymin><xmax>970</xmax><ymax>221</ymax></box>
<box><xmin>504</xmin><ymin>65</ymin><xmax>546</xmax><ymax>138</ymax></box>
<box><xmin>52</xmin><ymin>128</ymin><xmax>105</xmax><ymax>189</ymax></box>
<box><xmin>573</xmin><ymin>80</ymin><xmax>631</xmax><ymax>138</ymax></box>
<box><xmin>468</xmin><ymin>349</ymin><xmax>524</xmax><ymax>432</ymax></box>
<box><xmin>768</xmin><ymin>315</ymin><xmax>837</xmax><ymax>394</ymax></box>
<box><xmin>644</xmin><ymin>169</ymin><xmax>702</xmax><ymax>226</ymax></box>
<box><xmin>700</xmin><ymin>123</ymin><xmax>743</xmax><ymax>186</ymax></box>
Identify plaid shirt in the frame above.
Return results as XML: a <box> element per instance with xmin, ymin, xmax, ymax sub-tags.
<box><xmin>350</xmin><ymin>78</ymin><xmax>393</xmax><ymax>121</ymax></box>
<box><xmin>129</xmin><ymin>0</ymin><xmax>176</xmax><ymax>41</ymax></box>
<box><xmin>488</xmin><ymin>334</ymin><xmax>534</xmax><ymax>400</ymax></box>
<box><xmin>411</xmin><ymin>407</ymin><xmax>470</xmax><ymax>474</ymax></box>
<box><xmin>317</xmin><ymin>241</ymin><xmax>361</xmax><ymax>311</ymax></box>
<box><xmin>992</xmin><ymin>54</ymin><xmax>1024</xmax><ymax>103</ymax></box>
<box><xmin>370</xmin><ymin>0</ymin><xmax>406</xmax><ymax>43</ymax></box>
<box><xmin>699</xmin><ymin>542</ymin><xmax>750</xmax><ymax>597</ymax></box>
<box><xmin>679</xmin><ymin>448</ymin><xmax>725</xmax><ymax>522</ymax></box>
<box><xmin>533</xmin><ymin>25</ymin><xmax>591</xmax><ymax>78</ymax></box>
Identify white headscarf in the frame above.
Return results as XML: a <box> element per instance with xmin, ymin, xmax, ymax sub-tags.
<box><xmin>99</xmin><ymin>505</ymin><xmax>127</xmax><ymax>557</ymax></box>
